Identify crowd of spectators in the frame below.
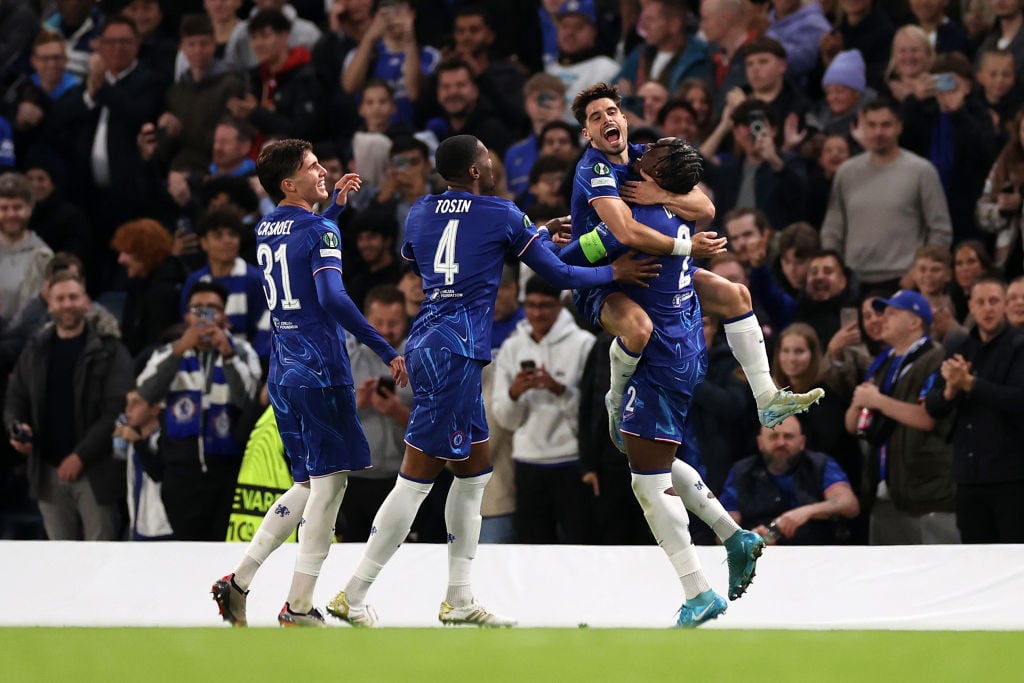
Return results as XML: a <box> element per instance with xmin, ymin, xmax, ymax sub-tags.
<box><xmin>0</xmin><ymin>0</ymin><xmax>1022</xmax><ymax>546</ymax></box>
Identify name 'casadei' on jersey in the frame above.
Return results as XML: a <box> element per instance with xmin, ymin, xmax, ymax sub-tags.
<box><xmin>256</xmin><ymin>220</ymin><xmax>295</xmax><ymax>236</ymax></box>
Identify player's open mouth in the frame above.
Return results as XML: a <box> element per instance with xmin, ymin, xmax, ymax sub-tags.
<box><xmin>603</xmin><ymin>125</ymin><xmax>621</xmax><ymax>144</ymax></box>
<box><xmin>317</xmin><ymin>180</ymin><xmax>326</xmax><ymax>190</ymax></box>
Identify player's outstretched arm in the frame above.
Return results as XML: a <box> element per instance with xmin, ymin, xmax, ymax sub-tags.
<box><xmin>521</xmin><ymin>239</ymin><xmax>659</xmax><ymax>289</ymax></box>
<box><xmin>314</xmin><ymin>267</ymin><xmax>400</xmax><ymax>366</ymax></box>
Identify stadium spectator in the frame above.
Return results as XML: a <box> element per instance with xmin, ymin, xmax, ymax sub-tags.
<box><xmin>619</xmin><ymin>0</ymin><xmax>711</xmax><ymax>95</ymax></box>
<box><xmin>719</xmin><ymin>416</ymin><xmax>860</xmax><ymax>544</ymax></box>
<box><xmin>504</xmin><ymin>73</ymin><xmax>568</xmax><ymax>197</ymax></box>
<box><xmin>881</xmin><ymin>25</ymin><xmax>935</xmax><ymax>103</ymax></box>
<box><xmin>821</xmin><ymin>98</ymin><xmax>952</xmax><ymax>292</ymax></box>
<box><xmin>5</xmin><ymin>270</ymin><xmax>132</xmax><ymax>540</ymax></box>
<box><xmin>44</xmin><ymin>0</ymin><xmax>104</xmax><ymax>79</ymax></box>
<box><xmin>700</xmin><ymin>0</ymin><xmax>754</xmax><ymax>102</ymax></box>
<box><xmin>951</xmin><ymin>240</ymin><xmax>997</xmax><ymax>321</ymax></box>
<box><xmin>337</xmin><ymin>285</ymin><xmax>412</xmax><ymax>542</ymax></box>
<box><xmin>23</xmin><ymin>161</ymin><xmax>91</xmax><ymax>268</ymax></box>
<box><xmin>224</xmin><ymin>0</ymin><xmax>321</xmax><ymax>71</ymax></box>
<box><xmin>0</xmin><ymin>172</ymin><xmax>53</xmax><ymax>326</ymax></box>
<box><xmin>765</xmin><ymin>0</ymin><xmax>832</xmax><ymax>86</ymax></box>
<box><xmin>424</xmin><ymin>59</ymin><xmax>515</xmax><ymax>157</ymax></box>
<box><xmin>10</xmin><ymin>31</ymin><xmax>80</xmax><ymax>165</ymax></box>
<box><xmin>343</xmin><ymin>207</ymin><xmax>402</xmax><ymax>313</ymax></box>
<box><xmin>925</xmin><ymin>276</ymin><xmax>1024</xmax><ymax>543</ymax></box>
<box><xmin>974</xmin><ymin>49</ymin><xmax>1021</xmax><ymax>134</ymax></box>
<box><xmin>110</xmin><ymin>218</ymin><xmax>188</xmax><ymax>360</ymax></box>
<box><xmin>546</xmin><ymin>0</ymin><xmax>620</xmax><ymax>109</ymax></box>
<box><xmin>817</xmin><ymin>0</ymin><xmax>894</xmax><ymax>93</ymax></box>
<box><xmin>975</xmin><ymin>0</ymin><xmax>1024</xmax><ymax>72</ymax></box>
<box><xmin>491</xmin><ymin>276</ymin><xmax>596</xmax><ymax>543</ymax></box>
<box><xmin>136</xmin><ymin>280</ymin><xmax>261</xmax><ymax>541</ymax></box>
<box><xmin>976</xmin><ymin>108</ymin><xmax>1024</xmax><ymax>277</ymax></box>
<box><xmin>119</xmin><ymin>387</ymin><xmax>173</xmax><ymax>540</ymax></box>
<box><xmin>805</xmin><ymin>134</ymin><xmax>851</xmax><ymax>229</ymax></box>
<box><xmin>847</xmin><ymin>290</ymin><xmax>959</xmax><ymax>544</ymax></box>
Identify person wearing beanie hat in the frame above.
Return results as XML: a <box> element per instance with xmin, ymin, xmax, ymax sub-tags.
<box><xmin>808</xmin><ymin>49</ymin><xmax>873</xmax><ymax>136</ymax></box>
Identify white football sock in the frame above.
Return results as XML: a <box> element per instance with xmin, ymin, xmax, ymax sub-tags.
<box><xmin>670</xmin><ymin>460</ymin><xmax>740</xmax><ymax>542</ymax></box>
<box><xmin>630</xmin><ymin>471</ymin><xmax>710</xmax><ymax>600</ymax></box>
<box><xmin>287</xmin><ymin>472</ymin><xmax>348</xmax><ymax>613</ymax></box>
<box><xmin>345</xmin><ymin>475</ymin><xmax>433</xmax><ymax>606</ymax></box>
<box><xmin>444</xmin><ymin>470</ymin><xmax>491</xmax><ymax>607</ymax></box>
<box><xmin>233</xmin><ymin>483</ymin><xmax>311</xmax><ymax>591</ymax></box>
<box><xmin>723</xmin><ymin>312</ymin><xmax>778</xmax><ymax>408</ymax></box>
<box><xmin>609</xmin><ymin>337</ymin><xmax>642</xmax><ymax>402</ymax></box>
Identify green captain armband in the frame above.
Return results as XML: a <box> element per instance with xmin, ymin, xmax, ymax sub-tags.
<box><xmin>579</xmin><ymin>229</ymin><xmax>608</xmax><ymax>263</ymax></box>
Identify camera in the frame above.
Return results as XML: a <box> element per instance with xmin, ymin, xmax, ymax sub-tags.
<box><xmin>192</xmin><ymin>305</ymin><xmax>218</xmax><ymax>322</ymax></box>
<box><xmin>748</xmin><ymin>110</ymin><xmax>768</xmax><ymax>140</ymax></box>
<box><xmin>932</xmin><ymin>72</ymin><xmax>957</xmax><ymax>93</ymax></box>
<box><xmin>377</xmin><ymin>375</ymin><xmax>396</xmax><ymax>397</ymax></box>
<box><xmin>8</xmin><ymin>423</ymin><xmax>31</xmax><ymax>444</ymax></box>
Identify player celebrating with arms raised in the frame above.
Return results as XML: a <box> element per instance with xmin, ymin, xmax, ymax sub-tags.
<box><xmin>326</xmin><ymin>134</ymin><xmax>657</xmax><ymax>627</ymax></box>
<box><xmin>568</xmin><ymin>82</ymin><xmax>823</xmax><ymax>454</ymax></box>
<box><xmin>212</xmin><ymin>140</ymin><xmax>407</xmax><ymax>627</ymax></box>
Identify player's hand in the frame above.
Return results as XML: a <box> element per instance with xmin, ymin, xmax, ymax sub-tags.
<box><xmin>610</xmin><ymin>251</ymin><xmax>660</xmax><ymax>287</ymax></box>
<box><xmin>334</xmin><ymin>173</ymin><xmax>362</xmax><ymax>206</ymax></box>
<box><xmin>543</xmin><ymin>215</ymin><xmax>573</xmax><ymax>242</ymax></box>
<box><xmin>690</xmin><ymin>231</ymin><xmax>728</xmax><ymax>258</ymax></box>
<box><xmin>389</xmin><ymin>356</ymin><xmax>408</xmax><ymax>388</ymax></box>
<box><xmin>619</xmin><ymin>171</ymin><xmax>669</xmax><ymax>206</ymax></box>
<box><xmin>57</xmin><ymin>453</ymin><xmax>84</xmax><ymax>482</ymax></box>
<box><xmin>582</xmin><ymin>471</ymin><xmax>600</xmax><ymax>497</ymax></box>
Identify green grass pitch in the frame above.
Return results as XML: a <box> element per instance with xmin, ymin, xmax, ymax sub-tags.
<box><xmin>5</xmin><ymin>628</ymin><xmax>1021</xmax><ymax>683</ymax></box>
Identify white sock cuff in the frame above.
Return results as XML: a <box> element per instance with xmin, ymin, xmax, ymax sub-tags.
<box><xmin>453</xmin><ymin>470</ymin><xmax>492</xmax><ymax>490</ymax></box>
<box><xmin>294</xmin><ymin>551</ymin><xmax>330</xmax><ymax>577</ymax></box>
<box><xmin>611</xmin><ymin>337</ymin><xmax>642</xmax><ymax>365</ymax></box>
<box><xmin>398</xmin><ymin>474</ymin><xmax>436</xmax><ymax>495</ymax></box>
<box><xmin>722</xmin><ymin>311</ymin><xmax>759</xmax><ymax>333</ymax></box>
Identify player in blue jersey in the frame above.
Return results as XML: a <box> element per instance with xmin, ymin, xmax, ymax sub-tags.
<box><xmin>604</xmin><ymin>140</ymin><xmax>766</xmax><ymax>626</ymax></box>
<box><xmin>567</xmin><ymin>82</ymin><xmax>823</xmax><ymax>456</ymax></box>
<box><xmin>212</xmin><ymin>139</ymin><xmax>408</xmax><ymax>628</ymax></box>
<box><xmin>325</xmin><ymin>134</ymin><xmax>658</xmax><ymax>628</ymax></box>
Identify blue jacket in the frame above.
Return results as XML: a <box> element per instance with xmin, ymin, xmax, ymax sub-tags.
<box><xmin>766</xmin><ymin>3</ymin><xmax>832</xmax><ymax>85</ymax></box>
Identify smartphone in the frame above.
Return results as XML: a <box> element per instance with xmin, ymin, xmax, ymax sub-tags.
<box><xmin>933</xmin><ymin>72</ymin><xmax>957</xmax><ymax>93</ymax></box>
<box><xmin>377</xmin><ymin>375</ymin><xmax>396</xmax><ymax>396</ymax></box>
<box><xmin>840</xmin><ymin>307</ymin><xmax>859</xmax><ymax>328</ymax></box>
<box><xmin>748</xmin><ymin>110</ymin><xmax>768</xmax><ymax>140</ymax></box>
<box><xmin>520</xmin><ymin>360</ymin><xmax>536</xmax><ymax>371</ymax></box>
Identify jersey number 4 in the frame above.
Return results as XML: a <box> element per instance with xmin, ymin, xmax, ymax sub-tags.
<box><xmin>257</xmin><ymin>243</ymin><xmax>301</xmax><ymax>311</ymax></box>
<box><xmin>434</xmin><ymin>219</ymin><xmax>460</xmax><ymax>286</ymax></box>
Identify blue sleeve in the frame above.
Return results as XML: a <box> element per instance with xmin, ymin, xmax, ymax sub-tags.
<box><xmin>320</xmin><ymin>189</ymin><xmax>347</xmax><ymax>223</ymax></box>
<box><xmin>400</xmin><ymin>241</ymin><xmax>420</xmax><ymax>275</ymax></box>
<box><xmin>520</xmin><ymin>239</ymin><xmax>614</xmax><ymax>289</ymax></box>
<box><xmin>718</xmin><ymin>468</ymin><xmax>740</xmax><ymax>513</ymax></box>
<box><xmin>314</xmin><ymin>268</ymin><xmax>398</xmax><ymax>364</ymax></box>
<box><xmin>822</xmin><ymin>456</ymin><xmax>850</xmax><ymax>490</ymax></box>
<box><xmin>748</xmin><ymin>264</ymin><xmax>797</xmax><ymax>329</ymax></box>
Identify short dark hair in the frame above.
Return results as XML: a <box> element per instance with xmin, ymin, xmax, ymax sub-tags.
<box><xmin>186</xmin><ymin>280</ymin><xmax>229</xmax><ymax>307</ymax></box>
<box><xmin>969</xmin><ymin>274</ymin><xmax>1007</xmax><ymax>296</ymax></box>
<box><xmin>390</xmin><ymin>136</ymin><xmax>430</xmax><ymax>161</ymax></box>
<box><xmin>524</xmin><ymin>274</ymin><xmax>561</xmax><ymax>299</ymax></box>
<box><xmin>656</xmin><ymin>98</ymin><xmax>697</xmax><ymax>128</ymax></box>
<box><xmin>179</xmin><ymin>13</ymin><xmax>213</xmax><ymax>38</ymax></box>
<box><xmin>49</xmin><ymin>269</ymin><xmax>86</xmax><ymax>289</ymax></box>
<box><xmin>861</xmin><ymin>96</ymin><xmax>902</xmax><ymax>120</ymax></box>
<box><xmin>435</xmin><ymin>58</ymin><xmax>473</xmax><ymax>83</ymax></box>
<box><xmin>45</xmin><ymin>251</ymin><xmax>85</xmax><ymax>282</ymax></box>
<box><xmin>435</xmin><ymin>134</ymin><xmax>481</xmax><ymax>182</ymax></box>
<box><xmin>528</xmin><ymin>155</ymin><xmax>569</xmax><ymax>184</ymax></box>
<box><xmin>103</xmin><ymin>15</ymin><xmax>138</xmax><ymax>37</ymax></box>
<box><xmin>454</xmin><ymin>3</ymin><xmax>493</xmax><ymax>29</ymax></box>
<box><xmin>572</xmin><ymin>82</ymin><xmax>621</xmax><ymax>126</ymax></box>
<box><xmin>809</xmin><ymin>248</ymin><xmax>847</xmax><ymax>270</ymax></box>
<box><xmin>257</xmin><ymin>139</ymin><xmax>312</xmax><ymax>203</ymax></box>
<box><xmin>745</xmin><ymin>36</ymin><xmax>787</xmax><ymax>61</ymax></box>
<box><xmin>247</xmin><ymin>9</ymin><xmax>292</xmax><ymax>35</ymax></box>
<box><xmin>731</xmin><ymin>98</ymin><xmax>777</xmax><ymax>128</ymax></box>
<box><xmin>778</xmin><ymin>222</ymin><xmax>820</xmax><ymax>260</ymax></box>
<box><xmin>197</xmin><ymin>208</ymin><xmax>244</xmax><ymax>238</ymax></box>
<box><xmin>351</xmin><ymin>206</ymin><xmax>398</xmax><ymax>241</ymax></box>
<box><xmin>364</xmin><ymin>284</ymin><xmax>406</xmax><ymax>311</ymax></box>
<box><xmin>0</xmin><ymin>172</ymin><xmax>31</xmax><ymax>203</ymax></box>
<box><xmin>217</xmin><ymin>116</ymin><xmax>256</xmax><ymax>144</ymax></box>
<box><xmin>539</xmin><ymin>120</ymin><xmax>578</xmax><ymax>148</ymax></box>
<box><xmin>723</xmin><ymin>207</ymin><xmax>771</xmax><ymax>233</ymax></box>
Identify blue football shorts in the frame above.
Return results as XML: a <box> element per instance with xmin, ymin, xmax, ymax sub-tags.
<box><xmin>572</xmin><ymin>283</ymin><xmax>621</xmax><ymax>329</ymax></box>
<box><xmin>404</xmin><ymin>346</ymin><xmax>488</xmax><ymax>461</ymax></box>
<box><xmin>619</xmin><ymin>355</ymin><xmax>707</xmax><ymax>445</ymax></box>
<box><xmin>268</xmin><ymin>382</ymin><xmax>372</xmax><ymax>482</ymax></box>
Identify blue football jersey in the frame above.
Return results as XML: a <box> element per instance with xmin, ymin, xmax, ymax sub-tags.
<box><xmin>402</xmin><ymin>190</ymin><xmax>614</xmax><ymax>362</ymax></box>
<box><xmin>255</xmin><ymin>205</ymin><xmax>355</xmax><ymax>388</ymax></box>
<box><xmin>569</xmin><ymin>143</ymin><xmax>645</xmax><ymax>239</ymax></box>
<box><xmin>617</xmin><ymin>203</ymin><xmax>705</xmax><ymax>367</ymax></box>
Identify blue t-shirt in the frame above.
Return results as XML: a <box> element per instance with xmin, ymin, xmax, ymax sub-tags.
<box><xmin>255</xmin><ymin>205</ymin><xmax>374</xmax><ymax>388</ymax></box>
<box><xmin>569</xmin><ymin>142</ymin><xmax>646</xmax><ymax>239</ymax></box>
<box><xmin>719</xmin><ymin>455</ymin><xmax>850</xmax><ymax>512</ymax></box>
<box><xmin>346</xmin><ymin>41</ymin><xmax>440</xmax><ymax>127</ymax></box>
<box><xmin>401</xmin><ymin>190</ymin><xmax>615</xmax><ymax>362</ymax></box>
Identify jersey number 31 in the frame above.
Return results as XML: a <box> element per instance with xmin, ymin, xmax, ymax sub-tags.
<box><xmin>257</xmin><ymin>243</ymin><xmax>301</xmax><ymax>311</ymax></box>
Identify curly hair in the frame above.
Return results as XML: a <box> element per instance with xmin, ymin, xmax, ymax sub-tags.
<box><xmin>640</xmin><ymin>137</ymin><xmax>703</xmax><ymax>195</ymax></box>
<box><xmin>110</xmin><ymin>218</ymin><xmax>173</xmax><ymax>276</ymax></box>
<box><xmin>571</xmin><ymin>82</ymin><xmax>621</xmax><ymax>127</ymax></box>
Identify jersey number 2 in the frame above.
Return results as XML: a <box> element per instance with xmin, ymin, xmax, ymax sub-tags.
<box><xmin>257</xmin><ymin>243</ymin><xmax>301</xmax><ymax>311</ymax></box>
<box><xmin>434</xmin><ymin>219</ymin><xmax>460</xmax><ymax>285</ymax></box>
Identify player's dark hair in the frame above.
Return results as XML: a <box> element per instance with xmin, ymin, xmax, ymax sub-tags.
<box><xmin>257</xmin><ymin>138</ymin><xmax>311</xmax><ymax>203</ymax></box>
<box><xmin>643</xmin><ymin>138</ymin><xmax>703</xmax><ymax>195</ymax></box>
<box><xmin>197</xmin><ymin>207</ymin><xmax>244</xmax><ymax>238</ymax></box>
<box><xmin>435</xmin><ymin>134</ymin><xmax>481</xmax><ymax>182</ymax></box>
<box><xmin>524</xmin><ymin>275</ymin><xmax>561</xmax><ymax>299</ymax></box>
<box><xmin>186</xmin><ymin>280</ymin><xmax>229</xmax><ymax>307</ymax></box>
<box><xmin>572</xmin><ymin>82</ymin><xmax>621</xmax><ymax>126</ymax></box>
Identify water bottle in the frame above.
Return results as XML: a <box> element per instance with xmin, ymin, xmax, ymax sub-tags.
<box><xmin>112</xmin><ymin>414</ymin><xmax>129</xmax><ymax>461</ymax></box>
